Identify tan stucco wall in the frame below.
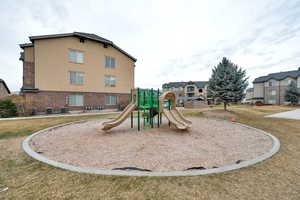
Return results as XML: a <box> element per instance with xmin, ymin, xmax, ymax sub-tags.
<box><xmin>184</xmin><ymin>84</ymin><xmax>205</xmax><ymax>96</ymax></box>
<box><xmin>24</xmin><ymin>47</ymin><xmax>34</xmax><ymax>62</ymax></box>
<box><xmin>33</xmin><ymin>37</ymin><xmax>135</xmax><ymax>94</ymax></box>
<box><xmin>253</xmin><ymin>83</ymin><xmax>264</xmax><ymax>98</ymax></box>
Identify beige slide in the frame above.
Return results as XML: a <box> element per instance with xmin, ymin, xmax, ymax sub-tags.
<box><xmin>159</xmin><ymin>91</ymin><xmax>191</xmax><ymax>130</ymax></box>
<box><xmin>102</xmin><ymin>102</ymin><xmax>137</xmax><ymax>131</ymax></box>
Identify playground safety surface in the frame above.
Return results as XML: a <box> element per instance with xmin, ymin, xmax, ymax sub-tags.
<box><xmin>24</xmin><ymin>117</ymin><xmax>279</xmax><ymax>175</ymax></box>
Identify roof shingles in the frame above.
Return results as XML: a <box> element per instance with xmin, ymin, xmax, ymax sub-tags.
<box><xmin>253</xmin><ymin>69</ymin><xmax>300</xmax><ymax>83</ymax></box>
<box><xmin>163</xmin><ymin>81</ymin><xmax>208</xmax><ymax>88</ymax></box>
<box><xmin>20</xmin><ymin>32</ymin><xmax>136</xmax><ymax>62</ymax></box>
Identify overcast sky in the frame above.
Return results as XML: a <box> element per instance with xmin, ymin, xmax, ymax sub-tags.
<box><xmin>1</xmin><ymin>0</ymin><xmax>300</xmax><ymax>91</ymax></box>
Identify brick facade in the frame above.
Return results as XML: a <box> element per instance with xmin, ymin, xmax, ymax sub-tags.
<box><xmin>23</xmin><ymin>61</ymin><xmax>35</xmax><ymax>89</ymax></box>
<box><xmin>23</xmin><ymin>90</ymin><xmax>130</xmax><ymax>113</ymax></box>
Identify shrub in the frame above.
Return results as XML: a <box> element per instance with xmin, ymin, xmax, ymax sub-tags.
<box><xmin>0</xmin><ymin>99</ymin><xmax>17</xmax><ymax>118</ymax></box>
<box><xmin>0</xmin><ymin>95</ymin><xmax>34</xmax><ymax>116</ymax></box>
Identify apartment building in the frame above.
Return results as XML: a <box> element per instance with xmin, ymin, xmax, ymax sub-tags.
<box><xmin>0</xmin><ymin>79</ymin><xmax>11</xmax><ymax>97</ymax></box>
<box><xmin>19</xmin><ymin>32</ymin><xmax>136</xmax><ymax>112</ymax></box>
<box><xmin>162</xmin><ymin>81</ymin><xmax>208</xmax><ymax>104</ymax></box>
<box><xmin>253</xmin><ymin>68</ymin><xmax>300</xmax><ymax>105</ymax></box>
<box><xmin>244</xmin><ymin>88</ymin><xmax>254</xmax><ymax>102</ymax></box>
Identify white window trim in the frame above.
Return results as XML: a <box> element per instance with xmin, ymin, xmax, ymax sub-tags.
<box><xmin>105</xmin><ymin>56</ymin><xmax>116</xmax><ymax>68</ymax></box>
<box><xmin>270</xmin><ymin>90</ymin><xmax>276</xmax><ymax>96</ymax></box>
<box><xmin>105</xmin><ymin>95</ymin><xmax>118</xmax><ymax>105</ymax></box>
<box><xmin>69</xmin><ymin>49</ymin><xmax>84</xmax><ymax>64</ymax></box>
<box><xmin>67</xmin><ymin>94</ymin><xmax>84</xmax><ymax>106</ymax></box>
<box><xmin>70</xmin><ymin>71</ymin><xmax>84</xmax><ymax>85</ymax></box>
<box><xmin>104</xmin><ymin>75</ymin><xmax>116</xmax><ymax>87</ymax></box>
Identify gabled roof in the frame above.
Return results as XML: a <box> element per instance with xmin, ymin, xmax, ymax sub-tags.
<box><xmin>194</xmin><ymin>81</ymin><xmax>208</xmax><ymax>88</ymax></box>
<box><xmin>19</xmin><ymin>43</ymin><xmax>34</xmax><ymax>48</ymax></box>
<box><xmin>162</xmin><ymin>81</ymin><xmax>208</xmax><ymax>88</ymax></box>
<box><xmin>20</xmin><ymin>32</ymin><xmax>137</xmax><ymax>62</ymax></box>
<box><xmin>0</xmin><ymin>79</ymin><xmax>11</xmax><ymax>94</ymax></box>
<box><xmin>253</xmin><ymin>68</ymin><xmax>300</xmax><ymax>83</ymax></box>
<box><xmin>162</xmin><ymin>82</ymin><xmax>186</xmax><ymax>88</ymax></box>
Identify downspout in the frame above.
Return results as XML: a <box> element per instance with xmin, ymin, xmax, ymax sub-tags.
<box><xmin>278</xmin><ymin>82</ymin><xmax>280</xmax><ymax>105</ymax></box>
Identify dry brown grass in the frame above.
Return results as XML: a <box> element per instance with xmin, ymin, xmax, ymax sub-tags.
<box><xmin>0</xmin><ymin>105</ymin><xmax>300</xmax><ymax>200</ymax></box>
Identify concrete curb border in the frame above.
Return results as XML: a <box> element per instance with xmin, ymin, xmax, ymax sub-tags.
<box><xmin>0</xmin><ymin>111</ymin><xmax>120</xmax><ymax>121</ymax></box>
<box><xmin>22</xmin><ymin>120</ymin><xmax>280</xmax><ymax>177</ymax></box>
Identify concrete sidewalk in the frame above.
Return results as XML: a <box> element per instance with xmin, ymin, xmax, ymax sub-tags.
<box><xmin>266</xmin><ymin>109</ymin><xmax>300</xmax><ymax>120</ymax></box>
<box><xmin>0</xmin><ymin>110</ymin><xmax>120</xmax><ymax>121</ymax></box>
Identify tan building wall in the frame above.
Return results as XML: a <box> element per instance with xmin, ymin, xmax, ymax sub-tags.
<box><xmin>27</xmin><ymin>37</ymin><xmax>134</xmax><ymax>94</ymax></box>
<box><xmin>184</xmin><ymin>84</ymin><xmax>206</xmax><ymax>97</ymax></box>
<box><xmin>253</xmin><ymin>83</ymin><xmax>264</xmax><ymax>98</ymax></box>
<box><xmin>254</xmin><ymin>77</ymin><xmax>299</xmax><ymax>105</ymax></box>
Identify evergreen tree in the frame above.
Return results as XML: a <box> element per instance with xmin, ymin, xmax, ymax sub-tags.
<box><xmin>284</xmin><ymin>81</ymin><xmax>300</xmax><ymax>105</ymax></box>
<box><xmin>208</xmin><ymin>57</ymin><xmax>248</xmax><ymax>110</ymax></box>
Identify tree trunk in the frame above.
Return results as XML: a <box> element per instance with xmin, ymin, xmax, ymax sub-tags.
<box><xmin>224</xmin><ymin>102</ymin><xmax>227</xmax><ymax>111</ymax></box>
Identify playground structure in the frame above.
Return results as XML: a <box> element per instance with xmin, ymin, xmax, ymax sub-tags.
<box><xmin>102</xmin><ymin>88</ymin><xmax>192</xmax><ymax>131</ymax></box>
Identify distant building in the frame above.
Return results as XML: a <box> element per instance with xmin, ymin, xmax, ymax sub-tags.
<box><xmin>162</xmin><ymin>81</ymin><xmax>208</xmax><ymax>104</ymax></box>
<box><xmin>0</xmin><ymin>79</ymin><xmax>11</xmax><ymax>97</ymax></box>
<box><xmin>19</xmin><ymin>32</ymin><xmax>136</xmax><ymax>112</ymax></box>
<box><xmin>244</xmin><ymin>88</ymin><xmax>254</xmax><ymax>103</ymax></box>
<box><xmin>253</xmin><ymin>68</ymin><xmax>300</xmax><ymax>105</ymax></box>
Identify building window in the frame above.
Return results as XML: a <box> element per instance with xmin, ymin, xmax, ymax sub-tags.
<box><xmin>106</xmin><ymin>96</ymin><xmax>117</xmax><ymax>105</ymax></box>
<box><xmin>69</xmin><ymin>49</ymin><xmax>84</xmax><ymax>64</ymax></box>
<box><xmin>187</xmin><ymin>86</ymin><xmax>194</xmax><ymax>92</ymax></box>
<box><xmin>105</xmin><ymin>56</ymin><xmax>116</xmax><ymax>68</ymax></box>
<box><xmin>270</xmin><ymin>90</ymin><xmax>276</xmax><ymax>96</ymax></box>
<box><xmin>268</xmin><ymin>99</ymin><xmax>276</xmax><ymax>104</ymax></box>
<box><xmin>198</xmin><ymin>88</ymin><xmax>203</xmax><ymax>93</ymax></box>
<box><xmin>70</xmin><ymin>71</ymin><xmax>84</xmax><ymax>85</ymax></box>
<box><xmin>268</xmin><ymin>81</ymin><xmax>275</xmax><ymax>87</ymax></box>
<box><xmin>67</xmin><ymin>95</ymin><xmax>84</xmax><ymax>106</ymax></box>
<box><xmin>105</xmin><ymin>75</ymin><xmax>116</xmax><ymax>87</ymax></box>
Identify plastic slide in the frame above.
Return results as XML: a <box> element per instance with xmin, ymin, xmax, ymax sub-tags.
<box><xmin>160</xmin><ymin>91</ymin><xmax>191</xmax><ymax>130</ymax></box>
<box><xmin>170</xmin><ymin>109</ymin><xmax>192</xmax><ymax>127</ymax></box>
<box><xmin>163</xmin><ymin>109</ymin><xmax>190</xmax><ymax>130</ymax></box>
<box><xmin>102</xmin><ymin>102</ymin><xmax>136</xmax><ymax>131</ymax></box>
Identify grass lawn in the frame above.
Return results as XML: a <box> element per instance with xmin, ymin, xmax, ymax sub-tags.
<box><xmin>0</xmin><ymin>105</ymin><xmax>299</xmax><ymax>200</ymax></box>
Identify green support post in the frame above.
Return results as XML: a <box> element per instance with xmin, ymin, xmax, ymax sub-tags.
<box><xmin>150</xmin><ymin>88</ymin><xmax>154</xmax><ymax>128</ymax></box>
<box><xmin>157</xmin><ymin>88</ymin><xmax>160</xmax><ymax>128</ymax></box>
<box><xmin>130</xmin><ymin>89</ymin><xmax>133</xmax><ymax>128</ymax></box>
<box><xmin>137</xmin><ymin>88</ymin><xmax>140</xmax><ymax>131</ymax></box>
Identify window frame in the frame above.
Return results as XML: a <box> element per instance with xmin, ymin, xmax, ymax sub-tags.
<box><xmin>70</xmin><ymin>71</ymin><xmax>84</xmax><ymax>85</ymax></box>
<box><xmin>270</xmin><ymin>89</ymin><xmax>276</xmax><ymax>96</ymax></box>
<box><xmin>187</xmin><ymin>86</ymin><xmax>195</xmax><ymax>92</ymax></box>
<box><xmin>105</xmin><ymin>56</ymin><xmax>116</xmax><ymax>69</ymax></box>
<box><xmin>105</xmin><ymin>95</ymin><xmax>118</xmax><ymax>105</ymax></box>
<box><xmin>69</xmin><ymin>49</ymin><xmax>84</xmax><ymax>64</ymax></box>
<box><xmin>67</xmin><ymin>94</ymin><xmax>84</xmax><ymax>106</ymax></box>
<box><xmin>104</xmin><ymin>75</ymin><xmax>116</xmax><ymax>87</ymax></box>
